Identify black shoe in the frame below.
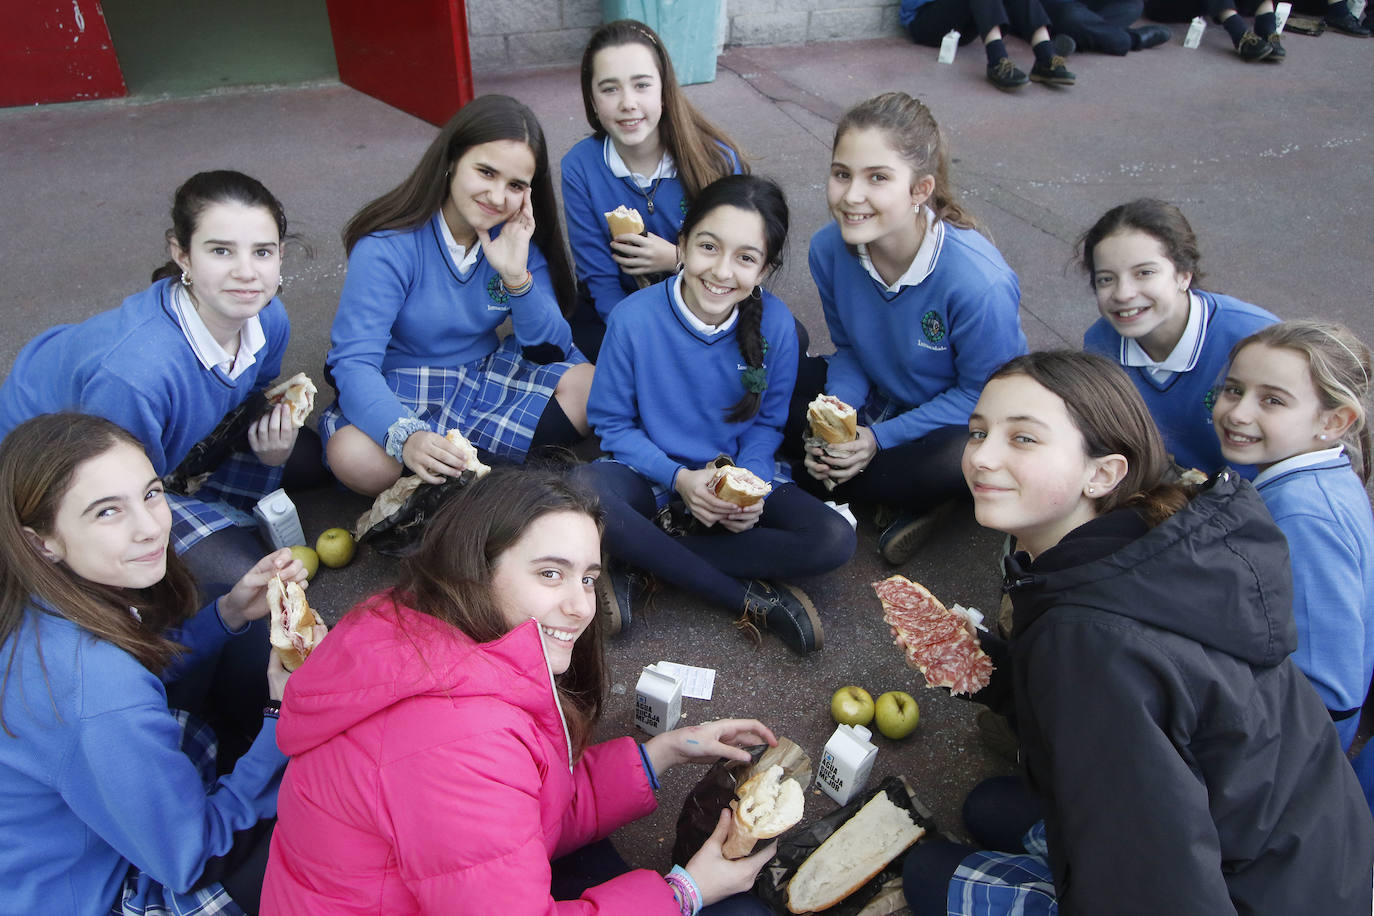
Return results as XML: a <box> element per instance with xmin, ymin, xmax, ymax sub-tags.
<box><xmin>739</xmin><ymin>580</ymin><xmax>823</xmax><ymax>655</ymax></box>
<box><xmin>1051</xmin><ymin>33</ymin><xmax>1077</xmax><ymax>56</ymax></box>
<box><xmin>1130</xmin><ymin>24</ymin><xmax>1173</xmax><ymax>49</ymax></box>
<box><xmin>1236</xmin><ymin>30</ymin><xmax>1275</xmax><ymax>60</ymax></box>
<box><xmin>1265</xmin><ymin>32</ymin><xmax>1286</xmax><ymax>58</ymax></box>
<box><xmin>1030</xmin><ymin>55</ymin><xmax>1076</xmax><ymax>85</ymax></box>
<box><xmin>986</xmin><ymin>57</ymin><xmax>1029</xmax><ymax>91</ymax></box>
<box><xmin>594</xmin><ymin>554</ymin><xmax>638</xmax><ymax>636</ymax></box>
<box><xmin>878</xmin><ymin>500</ymin><xmax>958</xmax><ymax>565</ymax></box>
<box><xmin>1325</xmin><ymin>9</ymin><xmax>1371</xmax><ymax>35</ymax></box>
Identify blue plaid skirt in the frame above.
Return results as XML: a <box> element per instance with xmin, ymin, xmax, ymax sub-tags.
<box><xmin>113</xmin><ymin>711</ymin><xmax>245</xmax><ymax>916</ymax></box>
<box><xmin>320</xmin><ymin>336</ymin><xmax>582</xmax><ymax>460</ymax></box>
<box><xmin>167</xmin><ymin>454</ymin><xmax>282</xmax><ymax>555</ymax></box>
<box><xmin>947</xmin><ymin>820</ymin><xmax>1057</xmax><ymax>916</ymax></box>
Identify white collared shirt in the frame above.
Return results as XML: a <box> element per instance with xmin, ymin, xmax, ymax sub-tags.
<box><xmin>858</xmin><ymin>206</ymin><xmax>943</xmax><ymax>292</ymax></box>
<box><xmin>172</xmin><ymin>284</ymin><xmax>264</xmax><ymax>380</ymax></box>
<box><xmin>671</xmin><ymin>274</ymin><xmax>738</xmax><ymax>336</ymax></box>
<box><xmin>438</xmin><ymin>213</ymin><xmax>482</xmax><ymax>276</ymax></box>
<box><xmin>603</xmin><ymin>136</ymin><xmax>677</xmax><ymax>188</ymax></box>
<box><xmin>1253</xmin><ymin>444</ymin><xmax>1346</xmax><ymax>487</ymax></box>
<box><xmin>1121</xmin><ymin>291</ymin><xmax>1205</xmax><ymax>383</ymax></box>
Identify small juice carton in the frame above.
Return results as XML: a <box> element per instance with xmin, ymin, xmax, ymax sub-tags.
<box><xmin>817</xmin><ymin>724</ymin><xmax>878</xmax><ymax>805</ymax></box>
<box><xmin>634</xmin><ymin>664</ymin><xmax>682</xmax><ymax>736</ymax></box>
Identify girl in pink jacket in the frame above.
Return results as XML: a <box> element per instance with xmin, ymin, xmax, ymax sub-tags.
<box><xmin>262</xmin><ymin>468</ymin><xmax>776</xmax><ymax>914</ymax></box>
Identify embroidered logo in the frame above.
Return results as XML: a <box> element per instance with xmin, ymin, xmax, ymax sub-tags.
<box><xmin>1203</xmin><ymin>387</ymin><xmax>1218</xmax><ymax>413</ymax></box>
<box><xmin>486</xmin><ymin>276</ymin><xmax>510</xmax><ymax>307</ymax></box>
<box><xmin>921</xmin><ymin>310</ymin><xmax>946</xmax><ymax>343</ymax></box>
<box><xmin>679</xmin><ymin>198</ymin><xmax>689</xmax><ymax>218</ymax></box>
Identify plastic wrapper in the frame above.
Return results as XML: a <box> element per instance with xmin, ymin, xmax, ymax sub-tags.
<box><xmin>353</xmin><ymin>469</ymin><xmax>479</xmax><ymax>556</ymax></box>
<box><xmin>163</xmin><ymin>390</ymin><xmax>269</xmax><ymax>496</ymax></box>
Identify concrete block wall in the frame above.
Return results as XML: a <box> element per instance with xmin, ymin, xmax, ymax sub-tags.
<box><xmin>466</xmin><ymin>0</ymin><xmax>904</xmax><ymax>74</ymax></box>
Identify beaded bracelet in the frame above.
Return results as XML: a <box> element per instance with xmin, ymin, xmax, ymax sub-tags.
<box><xmin>502</xmin><ymin>270</ymin><xmax>534</xmax><ymax>296</ymax></box>
<box><xmin>664</xmin><ymin>865</ymin><xmax>702</xmax><ymax>916</ymax></box>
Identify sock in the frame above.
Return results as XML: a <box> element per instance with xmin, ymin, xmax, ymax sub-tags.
<box><xmin>528</xmin><ymin>396</ymin><xmax>581</xmax><ymax>452</ymax></box>
<box><xmin>1032</xmin><ymin>39</ymin><xmax>1056</xmax><ymax>66</ymax></box>
<box><xmin>984</xmin><ymin>38</ymin><xmax>1008</xmax><ymax>65</ymax></box>
<box><xmin>1221</xmin><ymin>13</ymin><xmax>1250</xmax><ymax>44</ymax></box>
<box><xmin>1255</xmin><ymin>10</ymin><xmax>1277</xmax><ymax>35</ymax></box>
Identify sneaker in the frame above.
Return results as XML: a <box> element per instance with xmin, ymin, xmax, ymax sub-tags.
<box><xmin>739</xmin><ymin>580</ymin><xmax>824</xmax><ymax>654</ymax></box>
<box><xmin>878</xmin><ymin>500</ymin><xmax>958</xmax><ymax>566</ymax></box>
<box><xmin>1030</xmin><ymin>55</ymin><xmax>1076</xmax><ymax>85</ymax></box>
<box><xmin>1265</xmin><ymin>32</ymin><xmax>1286</xmax><ymax>59</ymax></box>
<box><xmin>986</xmin><ymin>57</ymin><xmax>1029</xmax><ymax>91</ymax></box>
<box><xmin>1236</xmin><ymin>30</ymin><xmax>1275</xmax><ymax>60</ymax></box>
<box><xmin>1051</xmin><ymin>33</ymin><xmax>1077</xmax><ymax>56</ymax></box>
<box><xmin>976</xmin><ymin>708</ymin><xmax>1020</xmax><ymax>764</ymax></box>
<box><xmin>594</xmin><ymin>555</ymin><xmax>637</xmax><ymax>636</ymax></box>
<box><xmin>1325</xmin><ymin>9</ymin><xmax>1371</xmax><ymax>35</ymax></box>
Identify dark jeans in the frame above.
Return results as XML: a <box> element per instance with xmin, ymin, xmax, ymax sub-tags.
<box><xmin>551</xmin><ymin>838</ymin><xmax>771</xmax><ymax>914</ymax></box>
<box><xmin>1044</xmin><ymin>0</ymin><xmax>1145</xmax><ymax>52</ymax></box>
<box><xmin>906</xmin><ymin>0</ymin><xmax>1054</xmax><ymax>45</ymax></box>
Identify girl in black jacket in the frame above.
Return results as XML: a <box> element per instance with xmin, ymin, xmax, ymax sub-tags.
<box><xmin>904</xmin><ymin>350</ymin><xmax>1373</xmax><ymax>915</ymax></box>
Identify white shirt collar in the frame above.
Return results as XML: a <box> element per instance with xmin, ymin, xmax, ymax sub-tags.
<box><xmin>671</xmin><ymin>274</ymin><xmax>738</xmax><ymax>336</ymax></box>
<box><xmin>172</xmin><ymin>283</ymin><xmax>264</xmax><ymax>380</ymax></box>
<box><xmin>1121</xmin><ymin>291</ymin><xmax>1206</xmax><ymax>382</ymax></box>
<box><xmin>603</xmin><ymin>136</ymin><xmax>676</xmax><ymax>188</ymax></box>
<box><xmin>1253</xmin><ymin>444</ymin><xmax>1346</xmax><ymax>487</ymax></box>
<box><xmin>858</xmin><ymin>207</ymin><xmax>943</xmax><ymax>292</ymax></box>
<box><xmin>437</xmin><ymin>213</ymin><xmax>482</xmax><ymax>275</ymax></box>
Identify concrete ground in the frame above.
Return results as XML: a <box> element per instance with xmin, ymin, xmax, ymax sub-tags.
<box><xmin>3</xmin><ymin>26</ymin><xmax>1372</xmax><ymax>908</ymax></box>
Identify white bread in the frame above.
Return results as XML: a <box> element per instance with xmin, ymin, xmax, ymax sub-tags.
<box><xmin>267</xmin><ymin>576</ymin><xmax>324</xmax><ymax>671</ymax></box>
<box><xmin>604</xmin><ymin>204</ymin><xmax>645</xmax><ymax>238</ymax></box>
<box><xmin>264</xmin><ymin>372</ymin><xmax>318</xmax><ymax>428</ymax></box>
<box><xmin>722</xmin><ymin>765</ymin><xmax>804</xmax><ymax>859</ymax></box>
<box><xmin>710</xmin><ymin>465</ymin><xmax>772</xmax><ymax>507</ymax></box>
<box><xmin>786</xmin><ymin>792</ymin><xmax>925</xmax><ymax>913</ymax></box>
<box><xmin>806</xmin><ymin>395</ymin><xmax>857</xmax><ymax>445</ymax></box>
<box><xmin>444</xmin><ymin>429</ymin><xmax>491</xmax><ymax>478</ymax></box>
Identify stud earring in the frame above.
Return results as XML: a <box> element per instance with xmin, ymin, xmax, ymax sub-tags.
<box><xmin>1087</xmin><ymin>487</ymin><xmax>1096</xmax><ymax>495</ymax></box>
<box><xmin>913</xmin><ymin>202</ymin><xmax>922</xmax><ymax>215</ymax></box>
<box><xmin>180</xmin><ymin>270</ymin><xmax>193</xmax><ymax>288</ymax></box>
<box><xmin>1320</xmin><ymin>434</ymin><xmax>1328</xmax><ymax>440</ymax></box>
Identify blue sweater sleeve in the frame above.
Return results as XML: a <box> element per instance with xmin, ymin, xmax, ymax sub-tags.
<box><xmin>587</xmin><ymin>315</ymin><xmax>684</xmax><ymax>491</ymax></box>
<box><xmin>160</xmin><ymin>600</ymin><xmax>244</xmax><ymax>684</ymax></box>
<box><xmin>81</xmin><ymin>371</ymin><xmax>175</xmax><ymax>474</ymax></box>
<box><xmin>507</xmin><ymin>245</ymin><xmax>576</xmax><ymax>354</ymax></box>
<box><xmin>809</xmin><ymin>233</ymin><xmax>873</xmax><ymax>410</ymax></box>
<box><xmin>60</xmin><ymin>662</ymin><xmax>284</xmax><ymax>893</ymax></box>
<box><xmin>735</xmin><ymin>305</ymin><xmax>798</xmax><ymax>482</ymax></box>
<box><xmin>562</xmin><ymin>144</ymin><xmax>631</xmax><ymax>322</ymax></box>
<box><xmin>870</xmin><ymin>269</ymin><xmax>1025</xmax><ymax>448</ymax></box>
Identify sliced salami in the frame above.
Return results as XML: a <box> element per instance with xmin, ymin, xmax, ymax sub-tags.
<box><xmin>872</xmin><ymin>574</ymin><xmax>994</xmax><ymax>696</ymax></box>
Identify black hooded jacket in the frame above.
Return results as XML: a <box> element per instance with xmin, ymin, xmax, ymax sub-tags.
<box><xmin>1002</xmin><ymin>471</ymin><xmax>1373</xmax><ymax>914</ymax></box>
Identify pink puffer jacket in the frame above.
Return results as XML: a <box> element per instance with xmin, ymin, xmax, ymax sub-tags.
<box><xmin>261</xmin><ymin>593</ymin><xmax>678</xmax><ymax>914</ymax></box>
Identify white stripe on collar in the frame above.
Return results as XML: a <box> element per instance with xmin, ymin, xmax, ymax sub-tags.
<box><xmin>671</xmin><ymin>274</ymin><xmax>738</xmax><ymax>335</ymax></box>
<box><xmin>603</xmin><ymin>136</ymin><xmax>676</xmax><ymax>188</ymax></box>
<box><xmin>858</xmin><ymin>206</ymin><xmax>944</xmax><ymax>292</ymax></box>
<box><xmin>171</xmin><ymin>283</ymin><xmax>265</xmax><ymax>379</ymax></box>
<box><xmin>1253</xmin><ymin>444</ymin><xmax>1346</xmax><ymax>487</ymax></box>
<box><xmin>1120</xmin><ymin>291</ymin><xmax>1206</xmax><ymax>381</ymax></box>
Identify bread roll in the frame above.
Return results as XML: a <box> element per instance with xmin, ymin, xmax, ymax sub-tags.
<box><xmin>806</xmin><ymin>395</ymin><xmax>857</xmax><ymax>445</ymax></box>
<box><xmin>604</xmin><ymin>204</ymin><xmax>645</xmax><ymax>238</ymax></box>
<box><xmin>722</xmin><ymin>765</ymin><xmax>804</xmax><ymax>859</ymax></box>
<box><xmin>785</xmin><ymin>791</ymin><xmax>925</xmax><ymax>913</ymax></box>
<box><xmin>443</xmin><ymin>429</ymin><xmax>491</xmax><ymax>478</ymax></box>
<box><xmin>264</xmin><ymin>372</ymin><xmax>318</xmax><ymax>428</ymax></box>
<box><xmin>710</xmin><ymin>465</ymin><xmax>772</xmax><ymax>507</ymax></box>
<box><xmin>268</xmin><ymin>576</ymin><xmax>324</xmax><ymax>671</ymax></box>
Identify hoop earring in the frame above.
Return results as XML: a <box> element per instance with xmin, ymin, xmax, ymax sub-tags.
<box><xmin>750</xmin><ymin>285</ymin><xmax>763</xmax><ymax>302</ymax></box>
<box><xmin>913</xmin><ymin>202</ymin><xmax>922</xmax><ymax>215</ymax></box>
<box><xmin>674</xmin><ymin>261</ymin><xmax>684</xmax><ymax>274</ymax></box>
<box><xmin>180</xmin><ymin>270</ymin><xmax>193</xmax><ymax>288</ymax></box>
<box><xmin>277</xmin><ymin>277</ymin><xmax>284</xmax><ymax>294</ymax></box>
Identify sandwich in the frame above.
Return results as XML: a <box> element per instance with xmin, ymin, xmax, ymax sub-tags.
<box><xmin>722</xmin><ymin>765</ymin><xmax>805</xmax><ymax>859</ymax></box>
<box><xmin>443</xmin><ymin>428</ymin><xmax>491</xmax><ymax>478</ymax></box>
<box><xmin>806</xmin><ymin>395</ymin><xmax>857</xmax><ymax>445</ymax></box>
<box><xmin>264</xmin><ymin>372</ymin><xmax>318</xmax><ymax>428</ymax></box>
<box><xmin>604</xmin><ymin>204</ymin><xmax>646</xmax><ymax>238</ymax></box>
<box><xmin>786</xmin><ymin>791</ymin><xmax>926</xmax><ymax>913</ymax></box>
<box><xmin>268</xmin><ymin>575</ymin><xmax>324</xmax><ymax>671</ymax></box>
<box><xmin>710</xmin><ymin>465</ymin><xmax>772</xmax><ymax>507</ymax></box>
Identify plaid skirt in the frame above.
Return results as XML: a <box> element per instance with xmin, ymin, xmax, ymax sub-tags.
<box><xmin>167</xmin><ymin>453</ymin><xmax>282</xmax><ymax>555</ymax></box>
<box><xmin>113</xmin><ymin>711</ymin><xmax>246</xmax><ymax>916</ymax></box>
<box><xmin>320</xmin><ymin>336</ymin><xmax>581</xmax><ymax>460</ymax></box>
<box><xmin>947</xmin><ymin>820</ymin><xmax>1058</xmax><ymax>916</ymax></box>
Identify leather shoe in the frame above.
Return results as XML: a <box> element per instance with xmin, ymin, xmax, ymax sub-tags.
<box><xmin>1325</xmin><ymin>9</ymin><xmax>1371</xmax><ymax>35</ymax></box>
<box><xmin>1130</xmin><ymin>24</ymin><xmax>1172</xmax><ymax>49</ymax></box>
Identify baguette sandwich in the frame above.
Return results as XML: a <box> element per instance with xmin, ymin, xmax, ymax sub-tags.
<box><xmin>710</xmin><ymin>465</ymin><xmax>772</xmax><ymax>507</ymax></box>
<box><xmin>806</xmin><ymin>395</ymin><xmax>857</xmax><ymax>445</ymax></box>
<box><xmin>268</xmin><ymin>575</ymin><xmax>325</xmax><ymax>671</ymax></box>
<box><xmin>786</xmin><ymin>791</ymin><xmax>926</xmax><ymax>913</ymax></box>
<box><xmin>442</xmin><ymin>428</ymin><xmax>491</xmax><ymax>478</ymax></box>
<box><xmin>604</xmin><ymin>204</ymin><xmax>646</xmax><ymax>238</ymax></box>
<box><xmin>264</xmin><ymin>372</ymin><xmax>318</xmax><ymax>428</ymax></box>
<box><xmin>722</xmin><ymin>765</ymin><xmax>805</xmax><ymax>859</ymax></box>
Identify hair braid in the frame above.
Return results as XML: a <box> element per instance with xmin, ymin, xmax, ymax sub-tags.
<box><xmin>725</xmin><ymin>289</ymin><xmax>767</xmax><ymax>424</ymax></box>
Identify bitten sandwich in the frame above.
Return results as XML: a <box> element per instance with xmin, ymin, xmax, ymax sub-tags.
<box><xmin>264</xmin><ymin>372</ymin><xmax>318</xmax><ymax>428</ymax></box>
<box><xmin>722</xmin><ymin>765</ymin><xmax>805</xmax><ymax>859</ymax></box>
<box><xmin>710</xmin><ymin>465</ymin><xmax>772</xmax><ymax>507</ymax></box>
<box><xmin>604</xmin><ymin>204</ymin><xmax>646</xmax><ymax>238</ymax></box>
<box><xmin>268</xmin><ymin>575</ymin><xmax>324</xmax><ymax>671</ymax></box>
<box><xmin>806</xmin><ymin>395</ymin><xmax>858</xmax><ymax>445</ymax></box>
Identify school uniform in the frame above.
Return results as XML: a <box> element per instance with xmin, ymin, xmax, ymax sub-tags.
<box><xmin>804</xmin><ymin>214</ymin><xmax>1027</xmax><ymax>512</ymax></box>
<box><xmin>901</xmin><ymin>0</ymin><xmax>1054</xmax><ymax>46</ymax></box>
<box><xmin>1255</xmin><ymin>447</ymin><xmax>1374</xmax><ymax>750</ymax></box>
<box><xmin>578</xmin><ymin>278</ymin><xmax>853</xmax><ymax>609</ymax></box>
<box><xmin>321</xmin><ymin>212</ymin><xmax>582</xmax><ymax>462</ymax></box>
<box><xmin>560</xmin><ymin>136</ymin><xmax>742</xmax><ymax>361</ymax></box>
<box><xmin>0</xmin><ymin>278</ymin><xmax>290</xmax><ymax>553</ymax></box>
<box><xmin>1083</xmin><ymin>289</ymin><xmax>1276</xmax><ymax>475</ymax></box>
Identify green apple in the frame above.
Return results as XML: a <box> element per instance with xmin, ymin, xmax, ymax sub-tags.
<box><xmin>874</xmin><ymin>690</ymin><xmax>920</xmax><ymax>739</ymax></box>
<box><xmin>830</xmin><ymin>685</ymin><xmax>875</xmax><ymax>727</ymax></box>
<box><xmin>289</xmin><ymin>545</ymin><xmax>320</xmax><ymax>581</ymax></box>
<box><xmin>316</xmin><ymin>527</ymin><xmax>357</xmax><ymax>569</ymax></box>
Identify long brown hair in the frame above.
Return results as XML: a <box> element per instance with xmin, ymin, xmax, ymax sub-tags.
<box><xmin>580</xmin><ymin>20</ymin><xmax>748</xmax><ymax>199</ymax></box>
<box><xmin>834</xmin><ymin>91</ymin><xmax>976</xmax><ymax>231</ymax></box>
<box><xmin>392</xmin><ymin>468</ymin><xmax>607</xmax><ymax>760</ymax></box>
<box><xmin>989</xmin><ymin>351</ymin><xmax>1191</xmax><ymax>526</ymax></box>
<box><xmin>0</xmin><ymin>414</ymin><xmax>200</xmax><ymax>736</ymax></box>
<box><xmin>342</xmin><ymin>95</ymin><xmax>577</xmax><ymax>315</ymax></box>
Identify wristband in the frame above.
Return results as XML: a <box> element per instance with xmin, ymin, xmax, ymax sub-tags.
<box><xmin>263</xmin><ymin>699</ymin><xmax>282</xmax><ymax>719</ymax></box>
<box><xmin>502</xmin><ymin>270</ymin><xmax>534</xmax><ymax>296</ymax></box>
<box><xmin>384</xmin><ymin>416</ymin><xmax>430</xmax><ymax>462</ymax></box>
<box><xmin>637</xmin><ymin>742</ymin><xmax>661</xmax><ymax>790</ymax></box>
<box><xmin>664</xmin><ymin>865</ymin><xmax>702</xmax><ymax>916</ymax></box>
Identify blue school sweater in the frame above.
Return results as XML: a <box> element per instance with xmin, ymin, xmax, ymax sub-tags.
<box><xmin>808</xmin><ymin>220</ymin><xmax>1026</xmax><ymax>450</ymax></box>
<box><xmin>327</xmin><ymin>212</ymin><xmax>576</xmax><ymax>447</ymax></box>
<box><xmin>1257</xmin><ymin>454</ymin><xmax>1374</xmax><ymax>751</ymax></box>
<box><xmin>560</xmin><ymin>136</ymin><xmax>741</xmax><ymax>323</ymax></box>
<box><xmin>587</xmin><ymin>279</ymin><xmax>798</xmax><ymax>490</ymax></box>
<box><xmin>0</xmin><ymin>603</ymin><xmax>285</xmax><ymax>914</ymax></box>
<box><xmin>1083</xmin><ymin>290</ymin><xmax>1276</xmax><ymax>474</ymax></box>
<box><xmin>0</xmin><ymin>279</ymin><xmax>288</xmax><ymax>474</ymax></box>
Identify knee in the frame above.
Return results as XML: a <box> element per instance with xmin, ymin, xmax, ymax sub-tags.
<box><xmin>325</xmin><ymin>427</ymin><xmax>402</xmax><ymax>497</ymax></box>
<box><xmin>555</xmin><ymin>364</ymin><xmax>594</xmax><ymax>428</ymax></box>
<box><xmin>811</xmin><ymin>508</ymin><xmax>858</xmax><ymax>572</ymax></box>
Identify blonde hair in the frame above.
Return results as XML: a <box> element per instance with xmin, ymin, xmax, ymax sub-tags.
<box><xmin>1230</xmin><ymin>320</ymin><xmax>1373</xmax><ymax>481</ymax></box>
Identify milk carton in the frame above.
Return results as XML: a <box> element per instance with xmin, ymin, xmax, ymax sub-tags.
<box><xmin>938</xmin><ymin>31</ymin><xmax>960</xmax><ymax>64</ymax></box>
<box><xmin>253</xmin><ymin>489</ymin><xmax>305</xmax><ymax>550</ymax></box>
<box><xmin>817</xmin><ymin>724</ymin><xmax>878</xmax><ymax>805</ymax></box>
<box><xmin>1184</xmin><ymin>17</ymin><xmax>1206</xmax><ymax>48</ymax></box>
<box><xmin>634</xmin><ymin>664</ymin><xmax>682</xmax><ymax>735</ymax></box>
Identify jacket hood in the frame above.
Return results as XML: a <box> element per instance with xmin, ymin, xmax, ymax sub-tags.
<box><xmin>1007</xmin><ymin>471</ymin><xmax>1295</xmax><ymax>667</ymax></box>
<box><xmin>276</xmin><ymin>593</ymin><xmax>570</xmax><ymax>763</ymax></box>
